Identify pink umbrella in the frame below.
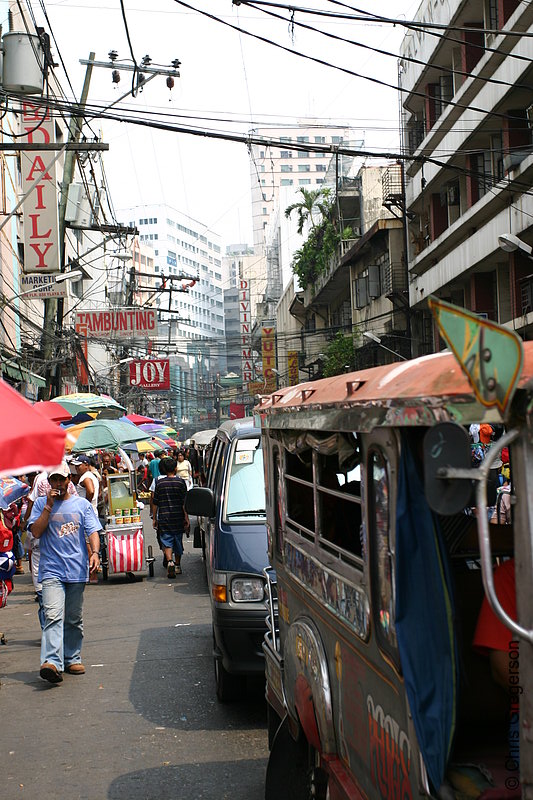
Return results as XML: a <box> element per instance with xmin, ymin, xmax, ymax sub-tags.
<box><xmin>0</xmin><ymin>379</ymin><xmax>66</xmax><ymax>477</ymax></box>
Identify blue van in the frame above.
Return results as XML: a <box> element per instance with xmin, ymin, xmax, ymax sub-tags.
<box><xmin>185</xmin><ymin>418</ymin><xmax>269</xmax><ymax>701</ymax></box>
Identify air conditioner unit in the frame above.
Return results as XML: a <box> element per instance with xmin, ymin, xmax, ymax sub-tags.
<box><xmin>65</xmin><ymin>183</ymin><xmax>94</xmax><ymax>228</ymax></box>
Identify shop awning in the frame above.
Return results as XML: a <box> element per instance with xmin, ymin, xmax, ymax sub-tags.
<box><xmin>1</xmin><ymin>358</ymin><xmax>47</xmax><ymax>388</ymax></box>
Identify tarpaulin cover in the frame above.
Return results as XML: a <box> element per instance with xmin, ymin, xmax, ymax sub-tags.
<box><xmin>107</xmin><ymin>528</ymin><xmax>144</xmax><ymax>573</ymax></box>
<box><xmin>395</xmin><ymin>438</ymin><xmax>457</xmax><ymax>792</ymax></box>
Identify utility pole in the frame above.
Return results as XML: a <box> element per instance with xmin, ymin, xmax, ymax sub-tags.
<box><xmin>42</xmin><ymin>53</ymin><xmax>95</xmax><ymax>397</ymax></box>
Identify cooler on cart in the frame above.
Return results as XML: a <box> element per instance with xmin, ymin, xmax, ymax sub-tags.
<box><xmin>101</xmin><ymin>472</ymin><xmax>154</xmax><ymax>580</ymax></box>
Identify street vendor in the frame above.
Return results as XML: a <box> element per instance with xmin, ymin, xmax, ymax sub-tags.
<box><xmin>28</xmin><ymin>462</ymin><xmax>102</xmax><ymax>684</ymax></box>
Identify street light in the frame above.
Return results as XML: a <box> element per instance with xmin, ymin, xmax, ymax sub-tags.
<box><xmin>362</xmin><ymin>331</ymin><xmax>408</xmax><ymax>361</ymax></box>
<box><xmin>93</xmin><ymin>356</ymin><xmax>134</xmax><ymax>374</ymax></box>
<box><xmin>498</xmin><ymin>233</ymin><xmax>533</xmax><ymax>257</ymax></box>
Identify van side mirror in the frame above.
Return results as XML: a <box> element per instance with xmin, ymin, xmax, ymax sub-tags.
<box><xmin>423</xmin><ymin>422</ymin><xmax>473</xmax><ymax>515</ymax></box>
<box><xmin>185</xmin><ymin>486</ymin><xmax>216</xmax><ymax>518</ymax></box>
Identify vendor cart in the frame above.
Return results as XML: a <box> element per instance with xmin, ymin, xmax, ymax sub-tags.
<box><xmin>101</xmin><ymin>470</ymin><xmax>154</xmax><ymax>580</ymax></box>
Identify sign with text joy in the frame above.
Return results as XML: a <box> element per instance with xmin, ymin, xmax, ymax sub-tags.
<box><xmin>129</xmin><ymin>359</ymin><xmax>170</xmax><ymax>390</ymax></box>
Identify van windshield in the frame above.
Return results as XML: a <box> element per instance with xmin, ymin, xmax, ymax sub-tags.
<box><xmin>225</xmin><ymin>438</ymin><xmax>266</xmax><ymax>522</ymax></box>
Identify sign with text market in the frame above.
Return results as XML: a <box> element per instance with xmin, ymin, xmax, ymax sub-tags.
<box><xmin>129</xmin><ymin>359</ymin><xmax>170</xmax><ymax>391</ymax></box>
<box><xmin>75</xmin><ymin>309</ymin><xmax>158</xmax><ymax>339</ymax></box>
<box><xmin>21</xmin><ymin>102</ymin><xmax>60</xmax><ymax>273</ymax></box>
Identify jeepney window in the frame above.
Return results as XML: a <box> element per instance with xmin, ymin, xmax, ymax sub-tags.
<box><xmin>317</xmin><ymin>452</ymin><xmax>363</xmax><ymax>565</ymax></box>
<box><xmin>285</xmin><ymin>449</ymin><xmax>314</xmax><ymax>541</ymax></box>
<box><xmin>207</xmin><ymin>439</ymin><xmax>224</xmax><ymax>495</ymax></box>
<box><xmin>369</xmin><ymin>448</ymin><xmax>398</xmax><ymax>656</ymax></box>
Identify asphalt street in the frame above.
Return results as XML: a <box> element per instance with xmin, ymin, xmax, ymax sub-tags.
<box><xmin>0</xmin><ymin>510</ymin><xmax>269</xmax><ymax>800</ymax></box>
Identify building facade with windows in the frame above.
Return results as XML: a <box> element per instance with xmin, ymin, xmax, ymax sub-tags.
<box><xmin>248</xmin><ymin>122</ymin><xmax>353</xmax><ymax>256</ymax></box>
<box><xmin>399</xmin><ymin>0</ymin><xmax>533</xmax><ymax>350</ymax></box>
<box><xmin>119</xmin><ymin>204</ymin><xmax>225</xmax><ymax>346</ymax></box>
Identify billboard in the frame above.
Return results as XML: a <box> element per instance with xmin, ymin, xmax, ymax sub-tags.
<box><xmin>288</xmin><ymin>350</ymin><xmax>299</xmax><ymax>386</ymax></box>
<box><xmin>262</xmin><ymin>326</ymin><xmax>277</xmax><ymax>393</ymax></box>
<box><xmin>75</xmin><ymin>309</ymin><xmax>158</xmax><ymax>339</ymax></box>
<box><xmin>21</xmin><ymin>103</ymin><xmax>59</xmax><ymax>274</ymax></box>
<box><xmin>129</xmin><ymin>359</ymin><xmax>170</xmax><ymax>390</ymax></box>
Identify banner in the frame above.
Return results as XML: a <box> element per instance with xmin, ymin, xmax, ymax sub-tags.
<box><xmin>75</xmin><ymin>309</ymin><xmax>158</xmax><ymax>339</ymax></box>
<box><xmin>239</xmin><ymin>280</ymin><xmax>253</xmax><ymax>387</ymax></box>
<box><xmin>129</xmin><ymin>359</ymin><xmax>170</xmax><ymax>390</ymax></box>
<box><xmin>288</xmin><ymin>350</ymin><xmax>299</xmax><ymax>386</ymax></box>
<box><xmin>21</xmin><ymin>103</ymin><xmax>59</xmax><ymax>273</ymax></box>
<box><xmin>262</xmin><ymin>326</ymin><xmax>277</xmax><ymax>392</ymax></box>
<box><xmin>229</xmin><ymin>402</ymin><xmax>245</xmax><ymax>419</ymax></box>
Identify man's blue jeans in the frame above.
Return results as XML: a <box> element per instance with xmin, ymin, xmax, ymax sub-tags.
<box><xmin>41</xmin><ymin>578</ymin><xmax>85</xmax><ymax>671</ymax></box>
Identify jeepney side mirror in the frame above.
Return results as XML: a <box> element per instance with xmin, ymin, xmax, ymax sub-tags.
<box><xmin>423</xmin><ymin>422</ymin><xmax>473</xmax><ymax>515</ymax></box>
<box><xmin>185</xmin><ymin>486</ymin><xmax>216</xmax><ymax>518</ymax></box>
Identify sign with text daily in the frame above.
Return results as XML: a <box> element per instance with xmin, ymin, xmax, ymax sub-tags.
<box><xmin>21</xmin><ymin>103</ymin><xmax>60</xmax><ymax>273</ymax></box>
<box><xmin>75</xmin><ymin>309</ymin><xmax>158</xmax><ymax>339</ymax></box>
<box><xmin>129</xmin><ymin>359</ymin><xmax>170</xmax><ymax>390</ymax></box>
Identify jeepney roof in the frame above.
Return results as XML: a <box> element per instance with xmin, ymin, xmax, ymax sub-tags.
<box><xmin>256</xmin><ymin>343</ymin><xmax>533</xmax><ymax>432</ymax></box>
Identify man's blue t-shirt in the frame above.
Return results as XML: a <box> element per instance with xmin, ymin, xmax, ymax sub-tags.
<box><xmin>29</xmin><ymin>495</ymin><xmax>102</xmax><ymax>583</ymax></box>
<box><xmin>148</xmin><ymin>458</ymin><xmax>161</xmax><ymax>481</ymax></box>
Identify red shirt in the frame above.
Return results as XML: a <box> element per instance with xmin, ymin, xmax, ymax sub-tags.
<box><xmin>473</xmin><ymin>559</ymin><xmax>516</xmax><ymax>654</ymax></box>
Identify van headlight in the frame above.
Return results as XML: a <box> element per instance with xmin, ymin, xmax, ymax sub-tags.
<box><xmin>231</xmin><ymin>577</ymin><xmax>264</xmax><ymax>602</ymax></box>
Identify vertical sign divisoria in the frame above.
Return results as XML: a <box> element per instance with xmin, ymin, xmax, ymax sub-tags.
<box><xmin>240</xmin><ymin>279</ymin><xmax>253</xmax><ymax>391</ymax></box>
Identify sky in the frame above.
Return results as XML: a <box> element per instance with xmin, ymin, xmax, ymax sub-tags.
<box><xmin>8</xmin><ymin>0</ymin><xmax>421</xmax><ymax>247</ymax></box>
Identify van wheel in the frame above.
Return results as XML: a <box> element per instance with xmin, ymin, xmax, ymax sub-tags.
<box><xmin>214</xmin><ymin>657</ymin><xmax>241</xmax><ymax>702</ymax></box>
<box><xmin>265</xmin><ymin>717</ymin><xmax>310</xmax><ymax>800</ymax></box>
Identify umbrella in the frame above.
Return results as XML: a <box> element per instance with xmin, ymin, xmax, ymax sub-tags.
<box><xmin>61</xmin><ymin>411</ymin><xmax>97</xmax><ymax>427</ymax></box>
<box><xmin>138</xmin><ymin>423</ymin><xmax>179</xmax><ymax>437</ymax></box>
<box><xmin>123</xmin><ymin>437</ymin><xmax>170</xmax><ymax>455</ymax></box>
<box><xmin>0</xmin><ymin>477</ymin><xmax>30</xmax><ymax>510</ymax></box>
<box><xmin>126</xmin><ymin>413</ymin><xmax>164</xmax><ymax>425</ymax></box>
<box><xmin>0</xmin><ymin>378</ymin><xmax>67</xmax><ymax>478</ymax></box>
<box><xmin>33</xmin><ymin>399</ymin><xmax>73</xmax><ymax>423</ymax></box>
<box><xmin>65</xmin><ymin>419</ymin><xmax>152</xmax><ymax>453</ymax></box>
<box><xmin>52</xmin><ymin>392</ymin><xmax>125</xmax><ymax>415</ymax></box>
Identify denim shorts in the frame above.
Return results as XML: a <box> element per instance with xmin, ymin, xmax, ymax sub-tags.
<box><xmin>159</xmin><ymin>528</ymin><xmax>184</xmax><ymax>557</ymax></box>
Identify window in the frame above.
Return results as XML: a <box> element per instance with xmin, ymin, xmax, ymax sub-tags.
<box><xmin>316</xmin><ymin>451</ymin><xmax>362</xmax><ymax>561</ymax></box>
<box><xmin>314</xmin><ymin>136</ymin><xmax>326</xmax><ymax>144</ymax></box>
<box><xmin>316</xmin><ymin>164</ymin><xmax>327</xmax><ymax>172</ymax></box>
<box><xmin>280</xmin><ymin>151</ymin><xmax>292</xmax><ymax>159</ymax></box>
<box><xmin>298</xmin><ymin>164</ymin><xmax>311</xmax><ymax>172</ymax></box>
<box><xmin>368</xmin><ymin>448</ymin><xmax>398</xmax><ymax>661</ymax></box>
<box><xmin>285</xmin><ymin>449</ymin><xmax>314</xmax><ymax>541</ymax></box>
<box><xmin>281</xmin><ymin>179</ymin><xmax>293</xmax><ymax>186</ymax></box>
<box><xmin>299</xmin><ymin>179</ymin><xmax>311</xmax><ymax>185</ymax></box>
<box><xmin>297</xmin><ymin>136</ymin><xmax>309</xmax><ymax>143</ymax></box>
<box><xmin>167</xmin><ymin>250</ymin><xmax>177</xmax><ymax>267</ymax></box>
<box><xmin>281</xmin><ymin>164</ymin><xmax>293</xmax><ymax>173</ymax></box>
<box><xmin>331</xmin><ymin>136</ymin><xmax>343</xmax><ymax>144</ymax></box>
<box><xmin>263</xmin><ymin>207</ymin><xmax>268</xmax><ymax>215</ymax></box>
<box><xmin>316</xmin><ymin>179</ymin><xmax>324</xmax><ymax>184</ymax></box>
<box><xmin>297</xmin><ymin>151</ymin><xmax>310</xmax><ymax>158</ymax></box>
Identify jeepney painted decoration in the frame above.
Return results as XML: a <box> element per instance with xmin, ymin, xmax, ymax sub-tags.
<box><xmin>428</xmin><ymin>297</ymin><xmax>523</xmax><ymax>414</ymax></box>
<box><xmin>367</xmin><ymin>693</ymin><xmax>413</xmax><ymax>800</ymax></box>
<box><xmin>285</xmin><ymin>541</ymin><xmax>370</xmax><ymax>640</ymax></box>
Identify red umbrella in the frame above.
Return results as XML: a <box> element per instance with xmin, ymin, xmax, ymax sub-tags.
<box><xmin>0</xmin><ymin>379</ymin><xmax>67</xmax><ymax>477</ymax></box>
<box><xmin>33</xmin><ymin>399</ymin><xmax>73</xmax><ymax>423</ymax></box>
<box><xmin>126</xmin><ymin>413</ymin><xmax>164</xmax><ymax>425</ymax></box>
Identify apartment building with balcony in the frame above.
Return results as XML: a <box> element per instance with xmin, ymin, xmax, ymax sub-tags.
<box><xmin>400</xmin><ymin>0</ymin><xmax>533</xmax><ymax>349</ymax></box>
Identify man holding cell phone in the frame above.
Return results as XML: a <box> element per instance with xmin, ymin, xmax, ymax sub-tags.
<box><xmin>28</xmin><ymin>462</ymin><xmax>102</xmax><ymax>684</ymax></box>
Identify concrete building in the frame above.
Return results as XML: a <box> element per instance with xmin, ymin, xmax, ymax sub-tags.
<box><xmin>119</xmin><ymin>204</ymin><xmax>225</xmax><ymax>347</ymax></box>
<box><xmin>399</xmin><ymin>0</ymin><xmax>533</xmax><ymax>351</ymax></box>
